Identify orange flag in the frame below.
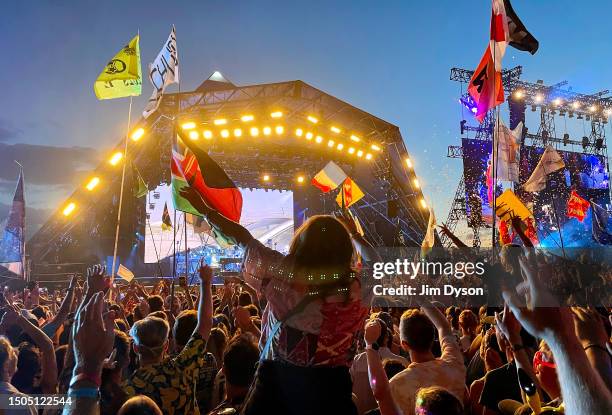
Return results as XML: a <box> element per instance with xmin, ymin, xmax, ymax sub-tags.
<box><xmin>567</xmin><ymin>190</ymin><xmax>590</xmax><ymax>222</ymax></box>
<box><xmin>468</xmin><ymin>45</ymin><xmax>504</xmax><ymax>123</ymax></box>
<box><xmin>336</xmin><ymin>178</ymin><xmax>364</xmax><ymax>208</ymax></box>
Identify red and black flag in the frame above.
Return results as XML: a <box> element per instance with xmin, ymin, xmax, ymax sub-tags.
<box><xmin>502</xmin><ymin>0</ymin><xmax>539</xmax><ymax>54</ymax></box>
<box><xmin>171</xmin><ymin>132</ymin><xmax>242</xmax><ymax>223</ymax></box>
<box><xmin>161</xmin><ymin>202</ymin><xmax>172</xmax><ymax>231</ymax></box>
<box><xmin>468</xmin><ymin>44</ymin><xmax>504</xmax><ymax>123</ymax></box>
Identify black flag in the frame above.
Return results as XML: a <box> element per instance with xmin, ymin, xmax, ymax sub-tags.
<box><xmin>504</xmin><ymin>0</ymin><xmax>539</xmax><ymax>54</ymax></box>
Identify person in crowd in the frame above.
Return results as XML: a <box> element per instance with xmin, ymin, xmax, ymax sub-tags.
<box><xmin>351</xmin><ymin>313</ymin><xmax>408</xmax><ymax>414</ymax></box>
<box><xmin>180</xmin><ymin>186</ymin><xmax>380</xmax><ymax>415</ymax></box>
<box><xmin>0</xmin><ymin>336</ymin><xmax>37</xmax><ymax>415</ymax></box>
<box><xmin>388</xmin><ymin>305</ymin><xmax>466</xmax><ymax>415</ymax></box>
<box><xmin>458</xmin><ymin>309</ymin><xmax>478</xmax><ymax>355</ymax></box>
<box><xmin>123</xmin><ymin>262</ymin><xmax>214</xmax><ymax>414</ymax></box>
<box><xmin>414</xmin><ymin>386</ymin><xmax>464</xmax><ymax>415</ymax></box>
<box><xmin>99</xmin><ymin>330</ymin><xmax>131</xmax><ymax>415</ymax></box>
<box><xmin>208</xmin><ymin>334</ymin><xmax>259</xmax><ymax>414</ymax></box>
<box><xmin>117</xmin><ymin>396</ymin><xmax>163</xmax><ymax>415</ymax></box>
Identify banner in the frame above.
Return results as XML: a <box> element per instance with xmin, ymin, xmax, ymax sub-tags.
<box><xmin>94</xmin><ymin>35</ymin><xmax>142</xmax><ymax>100</ymax></box>
<box><xmin>143</xmin><ymin>26</ymin><xmax>179</xmax><ymax>118</ymax></box>
<box><xmin>335</xmin><ymin>178</ymin><xmax>364</xmax><ymax>208</ymax></box>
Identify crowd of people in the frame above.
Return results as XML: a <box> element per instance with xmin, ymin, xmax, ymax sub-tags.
<box><xmin>0</xmin><ymin>189</ymin><xmax>609</xmax><ymax>415</ymax></box>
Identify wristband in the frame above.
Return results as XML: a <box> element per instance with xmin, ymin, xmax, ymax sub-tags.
<box><xmin>70</xmin><ymin>372</ymin><xmax>101</xmax><ymax>388</ymax></box>
<box><xmin>68</xmin><ymin>387</ymin><xmax>100</xmax><ymax>398</ymax></box>
<box><xmin>584</xmin><ymin>343</ymin><xmax>608</xmax><ymax>353</ymax></box>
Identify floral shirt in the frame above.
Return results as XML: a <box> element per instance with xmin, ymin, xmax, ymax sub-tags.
<box><xmin>243</xmin><ymin>239</ymin><xmax>369</xmax><ymax>367</ymax></box>
<box><xmin>123</xmin><ymin>333</ymin><xmax>216</xmax><ymax>415</ymax></box>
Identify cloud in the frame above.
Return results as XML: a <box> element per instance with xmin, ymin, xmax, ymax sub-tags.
<box><xmin>0</xmin><ymin>143</ymin><xmax>100</xmax><ymax>186</ymax></box>
<box><xmin>0</xmin><ymin>120</ymin><xmax>21</xmax><ymax>142</ymax></box>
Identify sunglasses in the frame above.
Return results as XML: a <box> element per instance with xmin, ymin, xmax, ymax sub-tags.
<box><xmin>533</xmin><ymin>350</ymin><xmax>556</xmax><ymax>369</ymax></box>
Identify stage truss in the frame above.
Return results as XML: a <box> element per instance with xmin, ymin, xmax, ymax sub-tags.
<box><xmin>445</xmin><ymin>66</ymin><xmax>612</xmax><ymax>247</ymax></box>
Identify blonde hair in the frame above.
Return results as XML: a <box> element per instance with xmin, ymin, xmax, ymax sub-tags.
<box><xmin>130</xmin><ymin>317</ymin><xmax>169</xmax><ymax>359</ymax></box>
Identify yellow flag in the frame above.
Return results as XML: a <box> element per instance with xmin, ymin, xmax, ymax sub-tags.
<box><xmin>94</xmin><ymin>35</ymin><xmax>142</xmax><ymax>100</ymax></box>
<box><xmin>336</xmin><ymin>178</ymin><xmax>364</xmax><ymax>208</ymax></box>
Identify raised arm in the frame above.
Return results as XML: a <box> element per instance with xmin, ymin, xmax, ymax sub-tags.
<box><xmin>179</xmin><ymin>277</ymin><xmax>195</xmax><ymax>310</ymax></box>
<box><xmin>43</xmin><ymin>276</ymin><xmax>77</xmax><ymax>338</ymax></box>
<box><xmin>195</xmin><ymin>262</ymin><xmax>213</xmax><ymax>341</ymax></box>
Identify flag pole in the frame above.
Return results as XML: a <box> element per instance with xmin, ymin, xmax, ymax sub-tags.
<box><xmin>14</xmin><ymin>161</ymin><xmax>26</xmax><ymax>281</ymax></box>
<box><xmin>170</xmin><ymin>24</ymin><xmax>181</xmax><ymax>309</ymax></box>
<box><xmin>111</xmin><ymin>95</ymin><xmax>133</xmax><ymax>282</ymax></box>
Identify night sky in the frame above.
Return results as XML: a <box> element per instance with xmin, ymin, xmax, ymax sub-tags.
<box><xmin>1</xmin><ymin>0</ymin><xmax>611</xmax><ymax>236</ymax></box>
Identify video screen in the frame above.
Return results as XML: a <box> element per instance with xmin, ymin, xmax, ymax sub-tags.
<box><xmin>144</xmin><ymin>185</ymin><xmax>294</xmax><ymax>264</ymax></box>
<box><xmin>462</xmin><ymin>139</ymin><xmax>498</xmax><ymax>227</ymax></box>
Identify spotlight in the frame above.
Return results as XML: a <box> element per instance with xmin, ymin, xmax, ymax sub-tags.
<box><xmin>571</xmin><ymin>102</ymin><xmax>580</xmax><ymax>110</ymax></box>
<box><xmin>181</xmin><ymin>122</ymin><xmax>196</xmax><ymax>130</ymax></box>
<box><xmin>348</xmin><ymin>147</ymin><xmax>355</xmax><ymax>154</ymax></box>
<box><xmin>262</xmin><ymin>174</ymin><xmax>270</xmax><ymax>182</ymax></box>
<box><xmin>336</xmin><ymin>143</ymin><xmax>344</xmax><ymax>150</ymax></box>
<box><xmin>62</xmin><ymin>202</ymin><xmax>76</xmax><ymax>216</ymax></box>
<box><xmin>357</xmin><ymin>150</ymin><xmax>364</xmax><ymax>157</ymax></box>
<box><xmin>131</xmin><ymin>127</ymin><xmax>145</xmax><ymax>141</ymax></box>
<box><xmin>203</xmin><ymin>130</ymin><xmax>213</xmax><ymax>139</ymax></box>
<box><xmin>327</xmin><ymin>140</ymin><xmax>335</xmax><ymax>147</ymax></box>
<box><xmin>305</xmin><ymin>132</ymin><xmax>313</xmax><ymax>140</ymax></box>
<box><xmin>405</xmin><ymin>158</ymin><xmax>413</xmax><ymax>168</ymax></box>
<box><xmin>241</xmin><ymin>115</ymin><xmax>254</xmax><ymax>122</ymax></box>
<box><xmin>413</xmin><ymin>178</ymin><xmax>420</xmax><ymax>188</ymax></box>
<box><xmin>553</xmin><ymin>98</ymin><xmax>562</xmax><ymax>107</ymax></box>
<box><xmin>263</xmin><ymin>127</ymin><xmax>272</xmax><ymax>136</ymax></box>
<box><xmin>189</xmin><ymin>130</ymin><xmax>199</xmax><ymax>140</ymax></box>
<box><xmin>589</xmin><ymin>105</ymin><xmax>597</xmax><ymax>113</ymax></box>
<box><xmin>109</xmin><ymin>152</ymin><xmax>123</xmax><ymax>166</ymax></box>
<box><xmin>371</xmin><ymin>144</ymin><xmax>381</xmax><ymax>151</ymax></box>
<box><xmin>220</xmin><ymin>129</ymin><xmax>230</xmax><ymax>138</ymax></box>
<box><xmin>275</xmin><ymin>126</ymin><xmax>284</xmax><ymax>135</ymax></box>
<box><xmin>296</xmin><ymin>176</ymin><xmax>305</xmax><ymax>183</ymax></box>
<box><xmin>315</xmin><ymin>136</ymin><xmax>323</xmax><ymax>143</ymax></box>
<box><xmin>350</xmin><ymin>135</ymin><xmax>361</xmax><ymax>142</ymax></box>
<box><xmin>250</xmin><ymin>127</ymin><xmax>259</xmax><ymax>137</ymax></box>
<box><xmin>535</xmin><ymin>94</ymin><xmax>544</xmax><ymax>103</ymax></box>
<box><xmin>233</xmin><ymin>128</ymin><xmax>242</xmax><ymax>137</ymax></box>
<box><xmin>420</xmin><ymin>199</ymin><xmax>427</xmax><ymax>209</ymax></box>
<box><xmin>214</xmin><ymin>118</ymin><xmax>227</xmax><ymax>126</ymax></box>
<box><xmin>295</xmin><ymin>128</ymin><xmax>304</xmax><ymax>137</ymax></box>
<box><xmin>365</xmin><ymin>153</ymin><xmax>372</xmax><ymax>160</ymax></box>
<box><xmin>307</xmin><ymin>115</ymin><xmax>318</xmax><ymax>124</ymax></box>
<box><xmin>85</xmin><ymin>177</ymin><xmax>100</xmax><ymax>191</ymax></box>
<box><xmin>514</xmin><ymin>90</ymin><xmax>524</xmax><ymax>99</ymax></box>
<box><xmin>330</xmin><ymin>126</ymin><xmax>341</xmax><ymax>134</ymax></box>
<box><xmin>270</xmin><ymin>111</ymin><xmax>283</xmax><ymax>118</ymax></box>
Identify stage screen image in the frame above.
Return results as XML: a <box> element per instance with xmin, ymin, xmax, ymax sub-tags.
<box><xmin>144</xmin><ymin>185</ymin><xmax>294</xmax><ymax>264</ymax></box>
<box><xmin>461</xmin><ymin>139</ymin><xmax>497</xmax><ymax>228</ymax></box>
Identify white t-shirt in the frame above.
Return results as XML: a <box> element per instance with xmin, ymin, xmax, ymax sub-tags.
<box><xmin>389</xmin><ymin>334</ymin><xmax>466</xmax><ymax>415</ymax></box>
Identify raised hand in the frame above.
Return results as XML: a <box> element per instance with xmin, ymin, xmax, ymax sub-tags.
<box><xmin>364</xmin><ymin>318</ymin><xmax>382</xmax><ymax>346</ymax></box>
<box><xmin>571</xmin><ymin>307</ymin><xmax>608</xmax><ymax>348</ymax></box>
<box><xmin>198</xmin><ymin>261</ymin><xmax>213</xmax><ymax>285</ymax></box>
<box><xmin>86</xmin><ymin>264</ymin><xmax>110</xmax><ymax>296</ymax></box>
<box><xmin>495</xmin><ymin>303</ymin><xmax>522</xmax><ymax>345</ymax></box>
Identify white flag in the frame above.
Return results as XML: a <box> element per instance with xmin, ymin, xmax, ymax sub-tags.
<box><xmin>117</xmin><ymin>264</ymin><xmax>135</xmax><ymax>282</ymax></box>
<box><xmin>493</xmin><ymin>116</ymin><xmax>522</xmax><ymax>182</ymax></box>
<box><xmin>523</xmin><ymin>145</ymin><xmax>565</xmax><ymax>192</ymax></box>
<box><xmin>143</xmin><ymin>26</ymin><xmax>179</xmax><ymax>118</ymax></box>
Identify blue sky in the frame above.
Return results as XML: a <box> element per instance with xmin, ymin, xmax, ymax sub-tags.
<box><xmin>1</xmin><ymin>0</ymin><xmax>611</xmax><ymax>233</ymax></box>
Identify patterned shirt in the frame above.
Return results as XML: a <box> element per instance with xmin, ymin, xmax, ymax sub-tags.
<box><xmin>389</xmin><ymin>334</ymin><xmax>466</xmax><ymax>415</ymax></box>
<box><xmin>243</xmin><ymin>239</ymin><xmax>369</xmax><ymax>367</ymax></box>
<box><xmin>123</xmin><ymin>333</ymin><xmax>217</xmax><ymax>415</ymax></box>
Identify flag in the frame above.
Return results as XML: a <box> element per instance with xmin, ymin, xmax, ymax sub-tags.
<box><xmin>490</xmin><ymin>0</ymin><xmax>510</xmax><ymax>70</ymax></box>
<box><xmin>502</xmin><ymin>0</ymin><xmax>539</xmax><ymax>54</ymax></box>
<box><xmin>143</xmin><ymin>26</ymin><xmax>179</xmax><ymax>118</ymax></box>
<box><xmin>494</xmin><ymin>189</ymin><xmax>532</xmax><ymax>223</ymax></box>
<box><xmin>312</xmin><ymin>161</ymin><xmax>348</xmax><ymax>193</ymax></box>
<box><xmin>132</xmin><ymin>163</ymin><xmax>148</xmax><ymax>198</ymax></box>
<box><xmin>117</xmin><ymin>264</ymin><xmax>135</xmax><ymax>282</ymax></box>
<box><xmin>421</xmin><ymin>206</ymin><xmax>436</xmax><ymax>256</ymax></box>
<box><xmin>348</xmin><ymin>210</ymin><xmax>365</xmax><ymax>237</ymax></box>
<box><xmin>186</xmin><ymin>213</ymin><xmax>211</xmax><ymax>234</ymax></box>
<box><xmin>499</xmin><ymin>219</ymin><xmax>515</xmax><ymax>245</ymax></box>
<box><xmin>94</xmin><ymin>35</ymin><xmax>142</xmax><ymax>100</ymax></box>
<box><xmin>468</xmin><ymin>45</ymin><xmax>504</xmax><ymax>123</ymax></box>
<box><xmin>523</xmin><ymin>146</ymin><xmax>565</xmax><ymax>192</ymax></box>
<box><xmin>161</xmin><ymin>202</ymin><xmax>172</xmax><ymax>231</ymax></box>
<box><xmin>335</xmin><ymin>178</ymin><xmax>364</xmax><ymax>208</ymax></box>
<box><xmin>567</xmin><ymin>190</ymin><xmax>589</xmax><ymax>222</ymax></box>
<box><xmin>591</xmin><ymin>201</ymin><xmax>612</xmax><ymax>245</ymax></box>
<box><xmin>0</xmin><ymin>169</ymin><xmax>25</xmax><ymax>276</ymax></box>
<box><xmin>493</xmin><ymin>116</ymin><xmax>522</xmax><ymax>182</ymax></box>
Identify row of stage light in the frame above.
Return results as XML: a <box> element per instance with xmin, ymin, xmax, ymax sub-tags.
<box><xmin>60</xmin><ymin>113</ymin><xmax>425</xmax><ymax>217</ymax></box>
<box><xmin>512</xmin><ymin>89</ymin><xmax>612</xmax><ymax>120</ymax></box>
<box><xmin>179</xmin><ymin>111</ymin><xmax>380</xmax><ymax>160</ymax></box>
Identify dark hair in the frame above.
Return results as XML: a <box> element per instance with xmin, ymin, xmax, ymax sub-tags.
<box><xmin>244</xmin><ymin>304</ymin><xmax>259</xmax><ymax>317</ymax></box>
<box><xmin>288</xmin><ymin>215</ymin><xmax>354</xmax><ymax>284</ymax></box>
<box><xmin>115</xmin><ymin>319</ymin><xmax>129</xmax><ymax>333</ymax></box>
<box><xmin>173</xmin><ymin>310</ymin><xmax>197</xmax><ymax>347</ymax></box>
<box><xmin>223</xmin><ymin>335</ymin><xmax>259</xmax><ymax>387</ymax></box>
<box><xmin>147</xmin><ymin>295</ymin><xmax>164</xmax><ymax>313</ymax></box>
<box><xmin>30</xmin><ymin>306</ymin><xmax>47</xmax><ymax>321</ymax></box>
<box><xmin>382</xmin><ymin>358</ymin><xmax>406</xmax><ymax>380</ymax></box>
<box><xmin>238</xmin><ymin>292</ymin><xmax>252</xmax><ymax>307</ymax></box>
<box><xmin>206</xmin><ymin>327</ymin><xmax>228</xmax><ymax>367</ymax></box>
<box><xmin>118</xmin><ymin>396</ymin><xmax>162</xmax><ymax>415</ymax></box>
<box><xmin>399</xmin><ymin>309</ymin><xmax>435</xmax><ymax>353</ymax></box>
<box><xmin>445</xmin><ymin>307</ymin><xmax>460</xmax><ymax>331</ymax></box>
<box><xmin>148</xmin><ymin>310</ymin><xmax>168</xmax><ymax>321</ymax></box>
<box><xmin>12</xmin><ymin>342</ymin><xmax>42</xmax><ymax>394</ymax></box>
<box><xmin>415</xmin><ymin>386</ymin><xmax>463</xmax><ymax>415</ymax></box>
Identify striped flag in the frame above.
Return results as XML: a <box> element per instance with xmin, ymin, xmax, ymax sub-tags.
<box><xmin>335</xmin><ymin>177</ymin><xmax>364</xmax><ymax>208</ymax></box>
<box><xmin>161</xmin><ymin>202</ymin><xmax>172</xmax><ymax>231</ymax></box>
<box><xmin>312</xmin><ymin>161</ymin><xmax>347</xmax><ymax>193</ymax></box>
